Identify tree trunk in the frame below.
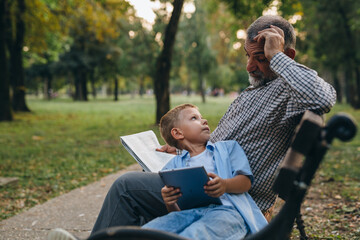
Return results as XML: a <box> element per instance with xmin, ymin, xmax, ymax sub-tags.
<box><xmin>197</xmin><ymin>64</ymin><xmax>206</xmax><ymax>103</ymax></box>
<box><xmin>81</xmin><ymin>69</ymin><xmax>88</xmax><ymax>101</ymax></box>
<box><xmin>0</xmin><ymin>0</ymin><xmax>12</xmax><ymax>121</ymax></box>
<box><xmin>154</xmin><ymin>0</ymin><xmax>184</xmax><ymax>124</ymax></box>
<box><xmin>9</xmin><ymin>0</ymin><xmax>30</xmax><ymax>112</ymax></box>
<box><xmin>332</xmin><ymin>68</ymin><xmax>342</xmax><ymax>104</ymax></box>
<box><xmin>139</xmin><ymin>76</ymin><xmax>145</xmax><ymax>97</ymax></box>
<box><xmin>338</xmin><ymin>4</ymin><xmax>358</xmax><ymax>108</ymax></box>
<box><xmin>199</xmin><ymin>74</ymin><xmax>206</xmax><ymax>103</ymax></box>
<box><xmin>73</xmin><ymin>70</ymin><xmax>80</xmax><ymax>100</ymax></box>
<box><xmin>344</xmin><ymin>69</ymin><xmax>357</xmax><ymax>107</ymax></box>
<box><xmin>73</xmin><ymin>68</ymin><xmax>88</xmax><ymax>101</ymax></box>
<box><xmin>67</xmin><ymin>72</ymin><xmax>74</xmax><ymax>98</ymax></box>
<box><xmin>90</xmin><ymin>68</ymin><xmax>96</xmax><ymax>99</ymax></box>
<box><xmin>196</xmin><ymin>45</ymin><xmax>206</xmax><ymax>103</ymax></box>
<box><xmin>186</xmin><ymin>76</ymin><xmax>191</xmax><ymax>96</ymax></box>
<box><xmin>44</xmin><ymin>74</ymin><xmax>52</xmax><ymax>100</ymax></box>
<box><xmin>354</xmin><ymin>66</ymin><xmax>360</xmax><ymax>109</ymax></box>
<box><xmin>114</xmin><ymin>77</ymin><xmax>118</xmax><ymax>101</ymax></box>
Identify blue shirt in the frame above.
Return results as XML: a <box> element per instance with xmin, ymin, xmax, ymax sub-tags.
<box><xmin>162</xmin><ymin>140</ymin><xmax>268</xmax><ymax>233</ymax></box>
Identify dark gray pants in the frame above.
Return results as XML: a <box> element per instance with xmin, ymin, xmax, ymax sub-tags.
<box><xmin>91</xmin><ymin>171</ymin><xmax>168</xmax><ymax>234</ymax></box>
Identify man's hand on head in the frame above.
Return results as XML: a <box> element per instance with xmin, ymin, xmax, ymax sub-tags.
<box><xmin>156</xmin><ymin>144</ymin><xmax>177</xmax><ymax>155</ymax></box>
<box><xmin>254</xmin><ymin>25</ymin><xmax>285</xmax><ymax>61</ymax></box>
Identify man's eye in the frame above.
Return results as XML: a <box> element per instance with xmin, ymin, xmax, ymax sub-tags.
<box><xmin>191</xmin><ymin>116</ymin><xmax>197</xmax><ymax>120</ymax></box>
<box><xmin>256</xmin><ymin>57</ymin><xmax>267</xmax><ymax>62</ymax></box>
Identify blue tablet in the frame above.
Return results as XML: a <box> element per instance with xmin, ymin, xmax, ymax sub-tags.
<box><xmin>159</xmin><ymin>166</ymin><xmax>222</xmax><ymax>210</ymax></box>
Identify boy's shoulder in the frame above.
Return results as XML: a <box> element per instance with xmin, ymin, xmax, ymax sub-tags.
<box><xmin>213</xmin><ymin>140</ymin><xmax>241</xmax><ymax>151</ymax></box>
<box><xmin>213</xmin><ymin>140</ymin><xmax>238</xmax><ymax>147</ymax></box>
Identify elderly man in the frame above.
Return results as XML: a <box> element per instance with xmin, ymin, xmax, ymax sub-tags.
<box><xmin>48</xmin><ymin>15</ymin><xmax>336</xmax><ymax>240</ymax></box>
<box><xmin>91</xmin><ymin>15</ymin><xmax>336</xmax><ymax>232</ymax></box>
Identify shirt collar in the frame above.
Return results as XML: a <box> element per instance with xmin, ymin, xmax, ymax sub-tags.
<box><xmin>179</xmin><ymin>141</ymin><xmax>215</xmax><ymax>159</ymax></box>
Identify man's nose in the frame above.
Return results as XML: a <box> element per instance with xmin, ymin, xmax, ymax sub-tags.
<box><xmin>202</xmin><ymin>119</ymin><xmax>208</xmax><ymax>125</ymax></box>
<box><xmin>246</xmin><ymin>57</ymin><xmax>257</xmax><ymax>73</ymax></box>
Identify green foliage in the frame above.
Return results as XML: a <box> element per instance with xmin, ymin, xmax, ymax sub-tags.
<box><xmin>219</xmin><ymin>0</ymin><xmax>272</xmax><ymax>25</ymax></box>
<box><xmin>23</xmin><ymin>0</ymin><xmax>134</xmax><ymax>98</ymax></box>
<box><xmin>278</xmin><ymin>0</ymin><xmax>360</xmax><ymax>107</ymax></box>
<box><xmin>24</xmin><ymin>0</ymin><xmax>62</xmax><ymax>54</ymax></box>
<box><xmin>174</xmin><ymin>0</ymin><xmax>217</xmax><ymax>96</ymax></box>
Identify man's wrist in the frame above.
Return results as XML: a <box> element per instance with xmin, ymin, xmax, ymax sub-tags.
<box><xmin>267</xmin><ymin>50</ymin><xmax>282</xmax><ymax>62</ymax></box>
<box><xmin>270</xmin><ymin>52</ymin><xmax>293</xmax><ymax>74</ymax></box>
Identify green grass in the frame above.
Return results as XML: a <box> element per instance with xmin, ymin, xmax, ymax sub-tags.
<box><xmin>0</xmin><ymin>94</ymin><xmax>233</xmax><ymax>219</ymax></box>
<box><xmin>321</xmin><ymin>106</ymin><xmax>360</xmax><ymax>183</ymax></box>
<box><xmin>0</xmin><ymin>94</ymin><xmax>359</xmax><ymax>231</ymax></box>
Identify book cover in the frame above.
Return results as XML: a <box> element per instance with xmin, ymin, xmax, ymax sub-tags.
<box><xmin>120</xmin><ymin>130</ymin><xmax>174</xmax><ymax>172</ymax></box>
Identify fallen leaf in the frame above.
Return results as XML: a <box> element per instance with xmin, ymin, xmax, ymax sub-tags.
<box><xmin>32</xmin><ymin>135</ymin><xmax>44</xmax><ymax>141</ymax></box>
<box><xmin>334</xmin><ymin>195</ymin><xmax>342</xmax><ymax>199</ymax></box>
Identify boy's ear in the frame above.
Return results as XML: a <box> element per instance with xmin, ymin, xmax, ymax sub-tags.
<box><xmin>171</xmin><ymin>128</ymin><xmax>184</xmax><ymax>140</ymax></box>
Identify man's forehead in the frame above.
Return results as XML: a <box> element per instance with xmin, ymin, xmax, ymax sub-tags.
<box><xmin>244</xmin><ymin>40</ymin><xmax>264</xmax><ymax>54</ymax></box>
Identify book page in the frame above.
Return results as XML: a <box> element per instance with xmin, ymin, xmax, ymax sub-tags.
<box><xmin>120</xmin><ymin>130</ymin><xmax>174</xmax><ymax>172</ymax></box>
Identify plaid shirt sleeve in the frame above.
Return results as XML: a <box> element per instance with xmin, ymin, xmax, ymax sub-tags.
<box><xmin>271</xmin><ymin>52</ymin><xmax>337</xmax><ymax>114</ymax></box>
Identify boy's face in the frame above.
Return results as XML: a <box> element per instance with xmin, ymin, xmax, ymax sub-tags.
<box><xmin>175</xmin><ymin>107</ymin><xmax>211</xmax><ymax>144</ymax></box>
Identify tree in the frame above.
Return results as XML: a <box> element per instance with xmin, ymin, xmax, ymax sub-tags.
<box><xmin>154</xmin><ymin>0</ymin><xmax>184</xmax><ymax>124</ymax></box>
<box><xmin>6</xmin><ymin>0</ymin><xmax>30</xmax><ymax>112</ymax></box>
<box><xmin>21</xmin><ymin>0</ymin><xmax>131</xmax><ymax>102</ymax></box>
<box><xmin>179</xmin><ymin>0</ymin><xmax>216</xmax><ymax>103</ymax></box>
<box><xmin>0</xmin><ymin>0</ymin><xmax>12</xmax><ymax>121</ymax></box>
<box><xmin>129</xmin><ymin>19</ymin><xmax>159</xmax><ymax>97</ymax></box>
<box><xmin>280</xmin><ymin>0</ymin><xmax>360</xmax><ymax>108</ymax></box>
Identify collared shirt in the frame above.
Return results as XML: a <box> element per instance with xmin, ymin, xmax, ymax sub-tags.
<box><xmin>163</xmin><ymin>141</ymin><xmax>254</xmax><ymax>183</ymax></box>
<box><xmin>165</xmin><ymin>141</ymin><xmax>250</xmax><ymax>207</ymax></box>
<box><xmin>162</xmin><ymin>141</ymin><xmax>268</xmax><ymax>233</ymax></box>
<box><xmin>210</xmin><ymin>52</ymin><xmax>337</xmax><ymax>211</ymax></box>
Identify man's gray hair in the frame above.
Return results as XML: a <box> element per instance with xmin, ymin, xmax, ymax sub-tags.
<box><xmin>247</xmin><ymin>15</ymin><xmax>296</xmax><ymax>50</ymax></box>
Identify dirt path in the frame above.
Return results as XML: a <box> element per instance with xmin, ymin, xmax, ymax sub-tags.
<box><xmin>273</xmin><ymin>174</ymin><xmax>360</xmax><ymax>239</ymax></box>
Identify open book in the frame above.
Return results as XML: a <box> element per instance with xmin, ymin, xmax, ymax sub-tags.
<box><xmin>120</xmin><ymin>130</ymin><xmax>175</xmax><ymax>172</ymax></box>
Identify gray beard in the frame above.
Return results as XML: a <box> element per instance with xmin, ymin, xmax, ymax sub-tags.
<box><xmin>248</xmin><ymin>72</ymin><xmax>278</xmax><ymax>88</ymax></box>
<box><xmin>249</xmin><ymin>75</ymin><xmax>266</xmax><ymax>88</ymax></box>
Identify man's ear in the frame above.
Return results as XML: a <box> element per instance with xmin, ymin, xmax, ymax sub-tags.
<box><xmin>171</xmin><ymin>128</ymin><xmax>184</xmax><ymax>140</ymax></box>
<box><xmin>284</xmin><ymin>48</ymin><xmax>296</xmax><ymax>60</ymax></box>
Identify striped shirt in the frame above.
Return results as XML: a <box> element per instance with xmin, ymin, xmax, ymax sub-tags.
<box><xmin>210</xmin><ymin>52</ymin><xmax>336</xmax><ymax>211</ymax></box>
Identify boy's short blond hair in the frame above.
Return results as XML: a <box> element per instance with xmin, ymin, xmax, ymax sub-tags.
<box><xmin>159</xmin><ymin>103</ymin><xmax>198</xmax><ymax>148</ymax></box>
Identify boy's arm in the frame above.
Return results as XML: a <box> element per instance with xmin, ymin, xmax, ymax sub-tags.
<box><xmin>224</xmin><ymin>174</ymin><xmax>251</xmax><ymax>193</ymax></box>
<box><xmin>204</xmin><ymin>173</ymin><xmax>251</xmax><ymax>198</ymax></box>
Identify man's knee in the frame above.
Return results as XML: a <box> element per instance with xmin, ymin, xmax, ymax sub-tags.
<box><xmin>110</xmin><ymin>171</ymin><xmax>162</xmax><ymax>194</ymax></box>
<box><xmin>110</xmin><ymin>171</ymin><xmax>139</xmax><ymax>194</ymax></box>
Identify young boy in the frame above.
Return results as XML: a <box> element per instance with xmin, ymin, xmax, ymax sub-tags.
<box><xmin>141</xmin><ymin>103</ymin><xmax>267</xmax><ymax>240</ymax></box>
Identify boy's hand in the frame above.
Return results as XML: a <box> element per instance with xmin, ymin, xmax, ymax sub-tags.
<box><xmin>156</xmin><ymin>144</ymin><xmax>177</xmax><ymax>155</ymax></box>
<box><xmin>161</xmin><ymin>185</ymin><xmax>181</xmax><ymax>206</ymax></box>
<box><xmin>204</xmin><ymin>172</ymin><xmax>226</xmax><ymax>198</ymax></box>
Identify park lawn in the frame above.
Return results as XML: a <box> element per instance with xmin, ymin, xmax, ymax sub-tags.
<box><xmin>0</xmin><ymin>95</ymin><xmax>232</xmax><ymax>220</ymax></box>
<box><xmin>0</xmin><ymin>95</ymin><xmax>359</xmax><ymax>239</ymax></box>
